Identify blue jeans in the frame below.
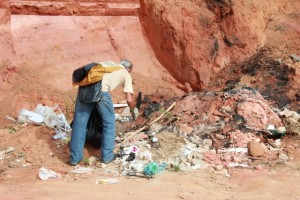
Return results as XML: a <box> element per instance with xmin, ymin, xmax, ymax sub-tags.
<box><xmin>70</xmin><ymin>92</ymin><xmax>115</xmax><ymax>164</ymax></box>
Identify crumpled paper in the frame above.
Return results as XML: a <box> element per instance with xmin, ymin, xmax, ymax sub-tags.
<box><xmin>39</xmin><ymin>167</ymin><xmax>61</xmax><ymax>180</ymax></box>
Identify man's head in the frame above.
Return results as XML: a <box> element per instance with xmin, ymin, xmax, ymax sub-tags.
<box><xmin>120</xmin><ymin>59</ymin><xmax>133</xmax><ymax>72</ymax></box>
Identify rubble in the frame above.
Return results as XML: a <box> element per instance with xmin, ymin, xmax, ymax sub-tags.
<box><xmin>248</xmin><ymin>141</ymin><xmax>265</xmax><ymax>157</ymax></box>
<box><xmin>278</xmin><ymin>108</ymin><xmax>300</xmax><ymax>136</ymax></box>
<box><xmin>109</xmin><ymin>87</ymin><xmax>298</xmax><ymax>176</ymax></box>
<box><xmin>0</xmin><ymin>147</ymin><xmax>15</xmax><ymax>160</ymax></box>
<box><xmin>1</xmin><ymin>87</ymin><xmax>298</xmax><ymax>181</ymax></box>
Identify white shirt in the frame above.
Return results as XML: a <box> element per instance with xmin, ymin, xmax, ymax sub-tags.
<box><xmin>101</xmin><ymin>68</ymin><xmax>133</xmax><ymax>93</ymax></box>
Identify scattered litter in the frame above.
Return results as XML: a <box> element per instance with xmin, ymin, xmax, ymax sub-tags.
<box><xmin>115</xmin><ymin>114</ymin><xmax>131</xmax><ymax>123</ymax></box>
<box><xmin>181</xmin><ymin>146</ymin><xmax>193</xmax><ymax>157</ymax></box>
<box><xmin>139</xmin><ymin>150</ymin><xmax>153</xmax><ymax>161</ymax></box>
<box><xmin>143</xmin><ymin>162</ymin><xmax>168</xmax><ymax>176</ymax></box>
<box><xmin>87</xmin><ymin>156</ymin><xmax>97</xmax><ymax>166</ymax></box>
<box><xmin>57</xmin><ymin>111</ymin><xmax>71</xmax><ymax>130</ymax></box>
<box><xmin>113</xmin><ymin>104</ymin><xmax>128</xmax><ymax>108</ymax></box>
<box><xmin>279</xmin><ymin>107</ymin><xmax>300</xmax><ymax>120</ymax></box>
<box><xmin>227</xmin><ymin>163</ymin><xmax>249</xmax><ymax>168</ymax></box>
<box><xmin>7</xmin><ymin>87</ymin><xmax>299</xmax><ymax>178</ymax></box>
<box><xmin>128</xmin><ymin>161</ymin><xmax>146</xmax><ymax>172</ymax></box>
<box><xmin>278</xmin><ymin>153</ymin><xmax>289</xmax><ymax>162</ymax></box>
<box><xmin>125</xmin><ymin>152</ymin><xmax>136</xmax><ymax>162</ymax></box>
<box><xmin>39</xmin><ymin>167</ymin><xmax>61</xmax><ymax>180</ymax></box>
<box><xmin>34</xmin><ymin>104</ymin><xmax>61</xmax><ymax>128</ymax></box>
<box><xmin>16</xmin><ymin>104</ymin><xmax>72</xmax><ymax>141</ymax></box>
<box><xmin>151</xmin><ymin>136</ymin><xmax>158</xmax><ymax>143</ymax></box>
<box><xmin>18</xmin><ymin>109</ymin><xmax>44</xmax><ymax>124</ymax></box>
<box><xmin>290</xmin><ymin>54</ymin><xmax>300</xmax><ymax>62</ymax></box>
<box><xmin>17</xmin><ymin>104</ymin><xmax>71</xmax><ymax>130</ymax></box>
<box><xmin>267</xmin><ymin>124</ymin><xmax>275</xmax><ymax>131</ymax></box>
<box><xmin>122</xmin><ymin>146</ymin><xmax>139</xmax><ymax>155</ymax></box>
<box><xmin>273</xmin><ymin>139</ymin><xmax>281</xmax><ymax>148</ymax></box>
<box><xmin>95</xmin><ymin>178</ymin><xmax>119</xmax><ymax>184</ymax></box>
<box><xmin>119</xmin><ymin>146</ymin><xmax>140</xmax><ymax>162</ymax></box>
<box><xmin>70</xmin><ymin>167</ymin><xmax>93</xmax><ymax>174</ymax></box>
<box><xmin>52</xmin><ymin>128</ymin><xmax>68</xmax><ymax>140</ymax></box>
<box><xmin>218</xmin><ymin>148</ymin><xmax>248</xmax><ymax>153</ymax></box>
<box><xmin>0</xmin><ymin>147</ymin><xmax>15</xmax><ymax>160</ymax></box>
<box><xmin>5</xmin><ymin>115</ymin><xmax>16</xmax><ymax>122</ymax></box>
<box><xmin>22</xmin><ymin>163</ymin><xmax>30</xmax><ymax>168</ymax></box>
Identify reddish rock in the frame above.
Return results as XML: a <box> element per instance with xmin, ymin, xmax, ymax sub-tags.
<box><xmin>139</xmin><ymin>0</ymin><xmax>297</xmax><ymax>91</ymax></box>
<box><xmin>248</xmin><ymin>141</ymin><xmax>265</xmax><ymax>157</ymax></box>
<box><xmin>179</xmin><ymin>124</ymin><xmax>193</xmax><ymax>135</ymax></box>
<box><xmin>236</xmin><ymin>90</ymin><xmax>283</xmax><ymax>129</ymax></box>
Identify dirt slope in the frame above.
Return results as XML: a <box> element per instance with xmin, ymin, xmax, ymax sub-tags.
<box><xmin>139</xmin><ymin>0</ymin><xmax>300</xmax><ymax>95</ymax></box>
<box><xmin>0</xmin><ymin>0</ymin><xmax>183</xmax><ymax>127</ymax></box>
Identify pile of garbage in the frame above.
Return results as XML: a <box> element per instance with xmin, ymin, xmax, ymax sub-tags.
<box><xmin>14</xmin><ymin>104</ymin><xmax>71</xmax><ymax>140</ymax></box>
<box><xmin>107</xmin><ymin>88</ymin><xmax>300</xmax><ymax>176</ymax></box>
<box><xmin>11</xmin><ymin>88</ymin><xmax>299</xmax><ymax>178</ymax></box>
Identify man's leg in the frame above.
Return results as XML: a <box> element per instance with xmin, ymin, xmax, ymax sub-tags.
<box><xmin>70</xmin><ymin>97</ymin><xmax>95</xmax><ymax>164</ymax></box>
<box><xmin>96</xmin><ymin>92</ymin><xmax>115</xmax><ymax>163</ymax></box>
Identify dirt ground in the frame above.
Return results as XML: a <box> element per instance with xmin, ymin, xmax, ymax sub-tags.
<box><xmin>1</xmin><ymin>169</ymin><xmax>300</xmax><ymax>200</ymax></box>
<box><xmin>0</xmin><ymin>105</ymin><xmax>299</xmax><ymax>200</ymax></box>
<box><xmin>1</xmin><ymin>141</ymin><xmax>300</xmax><ymax>200</ymax></box>
<box><xmin>1</xmin><ymin>0</ymin><xmax>300</xmax><ymax>199</ymax></box>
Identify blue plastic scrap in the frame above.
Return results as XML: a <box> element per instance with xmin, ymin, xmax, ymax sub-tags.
<box><xmin>143</xmin><ymin>162</ymin><xmax>168</xmax><ymax>176</ymax></box>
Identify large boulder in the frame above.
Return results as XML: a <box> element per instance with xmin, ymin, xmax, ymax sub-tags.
<box><xmin>139</xmin><ymin>0</ymin><xmax>300</xmax><ymax>91</ymax></box>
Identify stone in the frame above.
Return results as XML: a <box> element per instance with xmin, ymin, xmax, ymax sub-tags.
<box><xmin>179</xmin><ymin>163</ymin><xmax>191</xmax><ymax>172</ymax></box>
<box><xmin>215</xmin><ymin>165</ymin><xmax>224</xmax><ymax>171</ymax></box>
<box><xmin>191</xmin><ymin>158</ymin><xmax>205</xmax><ymax>166</ymax></box>
<box><xmin>179</xmin><ymin>124</ymin><xmax>194</xmax><ymax>135</ymax></box>
<box><xmin>193</xmin><ymin>153</ymin><xmax>204</xmax><ymax>160</ymax></box>
<box><xmin>148</xmin><ymin>123</ymin><xmax>163</xmax><ymax>133</ymax></box>
<box><xmin>203</xmin><ymin>139</ymin><xmax>213</xmax><ymax>147</ymax></box>
<box><xmin>255</xmin><ymin>165</ymin><xmax>263</xmax><ymax>170</ymax></box>
<box><xmin>290</xmin><ymin>54</ymin><xmax>300</xmax><ymax>62</ymax></box>
<box><xmin>278</xmin><ymin>153</ymin><xmax>289</xmax><ymax>162</ymax></box>
<box><xmin>26</xmin><ymin>157</ymin><xmax>33</xmax><ymax>163</ymax></box>
<box><xmin>215</xmin><ymin>134</ymin><xmax>225</xmax><ymax>140</ymax></box>
<box><xmin>248</xmin><ymin>141</ymin><xmax>265</xmax><ymax>157</ymax></box>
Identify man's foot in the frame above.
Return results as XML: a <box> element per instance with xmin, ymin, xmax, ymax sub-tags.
<box><xmin>102</xmin><ymin>154</ymin><xmax>120</xmax><ymax>164</ymax></box>
<box><xmin>67</xmin><ymin>161</ymin><xmax>79</xmax><ymax>166</ymax></box>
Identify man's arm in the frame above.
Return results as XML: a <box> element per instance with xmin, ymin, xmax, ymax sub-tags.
<box><xmin>126</xmin><ymin>92</ymin><xmax>135</xmax><ymax>109</ymax></box>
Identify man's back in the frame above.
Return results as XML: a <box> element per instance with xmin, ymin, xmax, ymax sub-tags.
<box><xmin>101</xmin><ymin>68</ymin><xmax>133</xmax><ymax>93</ymax></box>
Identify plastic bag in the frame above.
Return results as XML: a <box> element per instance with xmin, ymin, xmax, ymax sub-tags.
<box><xmin>86</xmin><ymin>107</ymin><xmax>103</xmax><ymax>149</ymax></box>
<box><xmin>70</xmin><ymin>107</ymin><xmax>103</xmax><ymax>148</ymax></box>
<box><xmin>143</xmin><ymin>162</ymin><xmax>168</xmax><ymax>176</ymax></box>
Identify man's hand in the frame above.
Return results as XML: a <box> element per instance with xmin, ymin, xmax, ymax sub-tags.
<box><xmin>131</xmin><ymin>107</ymin><xmax>139</xmax><ymax>120</ymax></box>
